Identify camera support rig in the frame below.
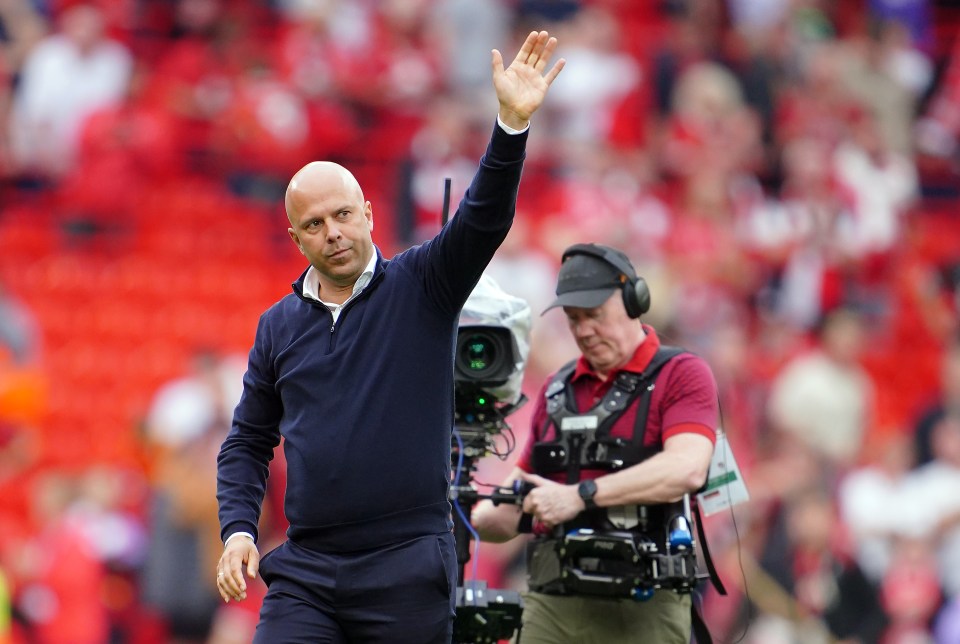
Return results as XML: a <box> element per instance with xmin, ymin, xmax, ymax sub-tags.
<box><xmin>442</xmin><ymin>174</ymin><xmax>538</xmax><ymax>642</ymax></box>
<box><xmin>449</xmin><ymin>389</ymin><xmax>528</xmax><ymax>644</ymax></box>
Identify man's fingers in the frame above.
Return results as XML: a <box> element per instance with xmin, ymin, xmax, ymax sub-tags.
<box><xmin>491</xmin><ymin>48</ymin><xmax>504</xmax><ymax>77</ymax></box>
<box><xmin>533</xmin><ymin>36</ymin><xmax>562</xmax><ymax>75</ymax></box>
<box><xmin>247</xmin><ymin>550</ymin><xmax>260</xmax><ymax>580</ymax></box>
<box><xmin>527</xmin><ymin>31</ymin><xmax>552</xmax><ymax>67</ymax></box>
<box><xmin>514</xmin><ymin>30</ymin><xmax>540</xmax><ymax>65</ymax></box>
<box><xmin>217</xmin><ymin>571</ymin><xmax>230</xmax><ymax>603</ymax></box>
<box><xmin>217</xmin><ymin>543</ymin><xmax>258</xmax><ymax>602</ymax></box>
<box><xmin>217</xmin><ymin>566</ymin><xmax>244</xmax><ymax>602</ymax></box>
<box><xmin>544</xmin><ymin>59</ymin><xmax>566</xmax><ymax>86</ymax></box>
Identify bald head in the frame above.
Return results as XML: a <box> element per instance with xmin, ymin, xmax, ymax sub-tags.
<box><xmin>285</xmin><ymin>161</ymin><xmax>364</xmax><ymax>225</ymax></box>
<box><xmin>284</xmin><ymin>161</ymin><xmax>375</xmax><ymax>298</ymax></box>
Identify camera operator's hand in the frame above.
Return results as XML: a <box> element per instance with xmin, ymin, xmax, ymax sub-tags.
<box><xmin>216</xmin><ymin>534</ymin><xmax>260</xmax><ymax>603</ymax></box>
<box><xmin>520</xmin><ymin>472</ymin><xmax>588</xmax><ymax>530</ymax></box>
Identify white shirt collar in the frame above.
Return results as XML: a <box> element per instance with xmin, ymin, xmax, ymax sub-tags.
<box><xmin>302</xmin><ymin>251</ymin><xmax>377</xmax><ymax>306</ymax></box>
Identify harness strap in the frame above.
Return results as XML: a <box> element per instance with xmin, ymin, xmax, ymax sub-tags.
<box><xmin>691</xmin><ymin>596</ymin><xmax>714</xmax><ymax>644</ymax></box>
<box><xmin>693</xmin><ymin>503</ymin><xmax>726</xmax><ymax>596</ymax></box>
<box><xmin>629</xmin><ymin>346</ymin><xmax>685</xmax><ymax>449</ymax></box>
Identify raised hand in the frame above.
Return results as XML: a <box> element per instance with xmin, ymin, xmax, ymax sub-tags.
<box><xmin>492</xmin><ymin>30</ymin><xmax>565</xmax><ymax>131</ymax></box>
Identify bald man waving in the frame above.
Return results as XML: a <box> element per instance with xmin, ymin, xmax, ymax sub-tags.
<box><xmin>215</xmin><ymin>31</ymin><xmax>564</xmax><ymax>643</ymax></box>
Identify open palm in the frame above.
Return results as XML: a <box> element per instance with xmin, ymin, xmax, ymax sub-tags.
<box><xmin>492</xmin><ymin>30</ymin><xmax>565</xmax><ymax>129</ymax></box>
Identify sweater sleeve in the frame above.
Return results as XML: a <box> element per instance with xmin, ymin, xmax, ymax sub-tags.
<box><xmin>216</xmin><ymin>313</ymin><xmax>283</xmax><ymax>543</ymax></box>
<box><xmin>415</xmin><ymin>121</ymin><xmax>529</xmax><ymax>314</ymax></box>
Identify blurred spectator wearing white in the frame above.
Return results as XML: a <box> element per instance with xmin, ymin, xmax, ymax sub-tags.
<box><xmin>143</xmin><ymin>350</ymin><xmax>244</xmax><ymax>450</ymax></box>
<box><xmin>838</xmin><ymin>432</ymin><xmax>916</xmax><ymax>584</ymax></box>
<box><xmin>899</xmin><ymin>415</ymin><xmax>960</xmax><ymax>600</ymax></box>
<box><xmin>8</xmin><ymin>2</ymin><xmax>132</xmax><ymax>179</ymax></box>
<box><xmin>832</xmin><ymin>108</ymin><xmax>918</xmax><ymax>257</ymax></box>
<box><xmin>541</xmin><ymin>6</ymin><xmax>641</xmax><ymax>151</ymax></box>
<box><xmin>767</xmin><ymin>307</ymin><xmax>875</xmax><ymax>468</ymax></box>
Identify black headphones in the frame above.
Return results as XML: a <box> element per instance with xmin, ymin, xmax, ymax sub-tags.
<box><xmin>561</xmin><ymin>243</ymin><xmax>651</xmax><ymax>319</ymax></box>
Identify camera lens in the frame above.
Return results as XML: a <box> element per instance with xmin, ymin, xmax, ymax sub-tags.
<box><xmin>455</xmin><ymin>325</ymin><xmax>516</xmax><ymax>387</ymax></box>
<box><xmin>463</xmin><ymin>335</ymin><xmax>497</xmax><ymax>372</ymax></box>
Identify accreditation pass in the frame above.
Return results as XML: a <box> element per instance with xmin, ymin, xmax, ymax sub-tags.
<box><xmin>696</xmin><ymin>429</ymin><xmax>749</xmax><ymax>516</ymax></box>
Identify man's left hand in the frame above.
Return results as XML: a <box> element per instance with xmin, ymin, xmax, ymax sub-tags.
<box><xmin>492</xmin><ymin>30</ymin><xmax>565</xmax><ymax>131</ymax></box>
<box><xmin>520</xmin><ymin>471</ymin><xmax>584</xmax><ymax>530</ymax></box>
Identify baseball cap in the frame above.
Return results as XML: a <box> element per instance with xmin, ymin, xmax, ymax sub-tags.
<box><xmin>542</xmin><ymin>245</ymin><xmax>634</xmax><ymax>314</ymax></box>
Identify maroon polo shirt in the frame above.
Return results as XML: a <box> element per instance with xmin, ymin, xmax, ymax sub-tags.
<box><xmin>516</xmin><ymin>325</ymin><xmax>717</xmax><ymax>478</ymax></box>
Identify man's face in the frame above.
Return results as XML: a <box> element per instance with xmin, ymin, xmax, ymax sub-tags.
<box><xmin>287</xmin><ymin>173</ymin><xmax>374</xmax><ymax>287</ymax></box>
<box><xmin>563</xmin><ymin>292</ymin><xmax>638</xmax><ymax>375</ymax></box>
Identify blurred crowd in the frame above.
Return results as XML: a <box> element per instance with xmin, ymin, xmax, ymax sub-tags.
<box><xmin>1</xmin><ymin>0</ymin><xmax>960</xmax><ymax>642</ymax></box>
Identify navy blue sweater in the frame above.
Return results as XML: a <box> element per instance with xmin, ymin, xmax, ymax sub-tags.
<box><xmin>217</xmin><ymin>124</ymin><xmax>528</xmax><ymax>553</ymax></box>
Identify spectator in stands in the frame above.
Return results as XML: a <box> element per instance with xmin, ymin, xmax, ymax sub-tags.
<box><xmin>649</xmin><ymin>0</ymin><xmax>725</xmax><ymax>121</ymax></box>
<box><xmin>876</xmin><ymin>532</ymin><xmax>942</xmax><ymax>642</ymax></box>
<box><xmin>396</xmin><ymin>93</ymin><xmax>489</xmax><ymax>244</ymax></box>
<box><xmin>141</xmin><ymin>350</ymin><xmax>245</xmax><ymax>642</ymax></box>
<box><xmin>899</xmin><ymin>415</ymin><xmax>960</xmax><ymax>600</ymax></box>
<box><xmin>758</xmin><ymin>135</ymin><xmax>860</xmax><ymax>329</ymax></box>
<box><xmin>537</xmin><ymin>6</ymin><xmax>641</xmax><ymax>152</ymax></box>
<box><xmin>144</xmin><ymin>0</ymin><xmax>247</xmax><ymax>176</ymax></box>
<box><xmin>0</xmin><ymin>281</ymin><xmax>39</xmax><ymax>366</ymax></box>
<box><xmin>912</xmin><ymin>336</ymin><xmax>960</xmax><ymax>466</ymax></box>
<box><xmin>832</xmin><ymin>103</ymin><xmax>918</xmax><ymax>267</ymax></box>
<box><xmin>7</xmin><ymin>2</ymin><xmax>132</xmax><ymax>181</ymax></box>
<box><xmin>766</xmin><ymin>306</ymin><xmax>875</xmax><ymax>469</ymax></box>
<box><xmin>143</xmin><ymin>350</ymin><xmax>244</xmax><ymax>451</ymax></box>
<box><xmin>0</xmin><ymin>0</ymin><xmax>46</xmax><ymax>179</ymax></box>
<box><xmin>837</xmin><ymin>432</ymin><xmax>916</xmax><ymax>584</ymax></box>
<box><xmin>915</xmin><ymin>29</ymin><xmax>960</xmax><ymax>161</ymax></box>
<box><xmin>53</xmin><ymin>61</ymin><xmax>181</xmax><ymax>238</ymax></box>
<box><xmin>775</xmin><ymin>40</ymin><xmax>860</xmax><ymax>153</ymax></box>
<box><xmin>10</xmin><ymin>471</ymin><xmax>112</xmax><ymax>644</ymax></box>
<box><xmin>840</xmin><ymin>17</ymin><xmax>927</xmax><ymax>157</ymax></box>
<box><xmin>755</xmin><ymin>485</ymin><xmax>889</xmax><ymax>643</ymax></box>
<box><xmin>430</xmin><ymin>0</ymin><xmax>511</xmax><ymax>104</ymax></box>
<box><xmin>3</xmin><ymin>2</ymin><xmax>960</xmax><ymax>642</ymax></box>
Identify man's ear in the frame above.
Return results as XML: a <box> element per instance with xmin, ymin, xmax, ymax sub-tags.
<box><xmin>288</xmin><ymin>228</ymin><xmax>305</xmax><ymax>255</ymax></box>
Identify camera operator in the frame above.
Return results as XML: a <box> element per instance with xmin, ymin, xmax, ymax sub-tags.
<box><xmin>472</xmin><ymin>243</ymin><xmax>719</xmax><ymax>644</ymax></box>
<box><xmin>215</xmin><ymin>31</ymin><xmax>564</xmax><ymax>643</ymax></box>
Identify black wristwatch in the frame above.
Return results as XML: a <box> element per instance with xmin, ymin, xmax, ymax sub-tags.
<box><xmin>578</xmin><ymin>479</ymin><xmax>598</xmax><ymax>510</ymax></box>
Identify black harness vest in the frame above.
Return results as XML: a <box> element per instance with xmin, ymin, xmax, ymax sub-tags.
<box><xmin>524</xmin><ymin>345</ymin><xmax>726</xmax><ymax>644</ymax></box>
<box><xmin>531</xmin><ymin>345</ymin><xmax>686</xmax><ymax>484</ymax></box>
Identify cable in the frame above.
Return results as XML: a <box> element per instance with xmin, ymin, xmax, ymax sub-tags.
<box><xmin>452</xmin><ymin>428</ymin><xmax>482</xmax><ymax>589</ymax></box>
<box><xmin>716</xmin><ymin>399</ymin><xmax>750</xmax><ymax>644</ymax></box>
<box><xmin>489</xmin><ymin>424</ymin><xmax>516</xmax><ymax>459</ymax></box>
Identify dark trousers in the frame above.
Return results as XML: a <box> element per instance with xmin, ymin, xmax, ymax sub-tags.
<box><xmin>253</xmin><ymin>532</ymin><xmax>457</xmax><ymax>643</ymax></box>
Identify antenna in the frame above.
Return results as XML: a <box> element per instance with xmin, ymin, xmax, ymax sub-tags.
<box><xmin>441</xmin><ymin>177</ymin><xmax>452</xmax><ymax>226</ymax></box>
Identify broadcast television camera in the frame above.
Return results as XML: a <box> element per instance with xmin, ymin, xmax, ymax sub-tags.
<box><xmin>454</xmin><ymin>324</ymin><xmax>525</xmax><ymax>434</ymax></box>
<box><xmin>450</xmin><ymin>276</ymin><xmax>530</xmax><ymax>644</ymax></box>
